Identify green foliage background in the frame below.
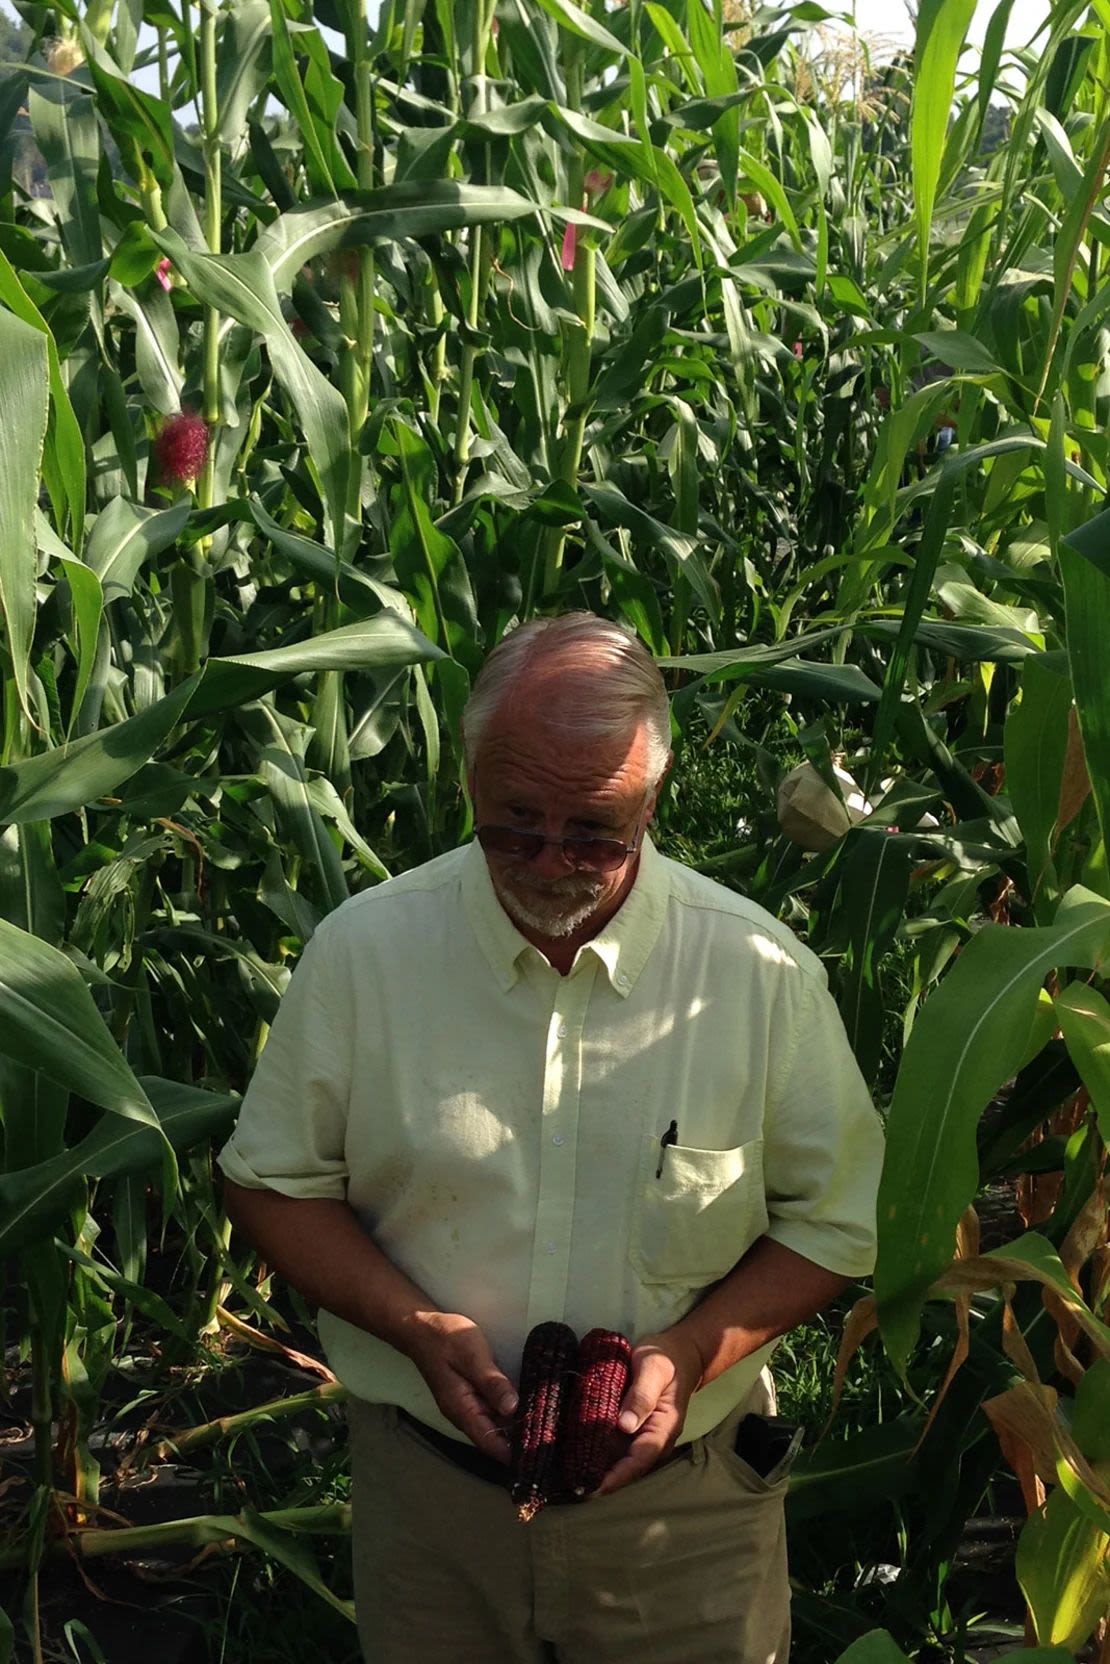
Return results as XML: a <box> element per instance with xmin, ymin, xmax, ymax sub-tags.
<box><xmin>0</xmin><ymin>0</ymin><xmax>1109</xmax><ymax>1657</ymax></box>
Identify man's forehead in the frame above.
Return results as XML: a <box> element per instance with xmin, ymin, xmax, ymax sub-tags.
<box><xmin>476</xmin><ymin>712</ymin><xmax>649</xmax><ymax>789</ymax></box>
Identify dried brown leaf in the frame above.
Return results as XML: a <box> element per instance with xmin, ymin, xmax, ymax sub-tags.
<box><xmin>823</xmin><ymin>1294</ymin><xmax>878</xmax><ymax>1437</ymax></box>
<box><xmin>1055</xmin><ymin>705</ymin><xmax>1093</xmax><ymax>842</ymax></box>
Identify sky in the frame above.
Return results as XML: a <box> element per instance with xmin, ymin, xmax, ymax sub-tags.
<box><xmin>843</xmin><ymin>0</ymin><xmax>1046</xmax><ymax>46</ymax></box>
<box><xmin>0</xmin><ymin>0</ymin><xmax>1055</xmax><ymax>92</ymax></box>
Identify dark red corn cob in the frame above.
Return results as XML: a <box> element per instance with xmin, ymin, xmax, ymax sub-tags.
<box><xmin>510</xmin><ymin>1321</ymin><xmax>577</xmax><ymax>1523</ymax></box>
<box><xmin>561</xmin><ymin>1328</ymin><xmax>633</xmax><ymax>1499</ymax></box>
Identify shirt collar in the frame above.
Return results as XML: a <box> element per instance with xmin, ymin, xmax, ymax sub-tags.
<box><xmin>460</xmin><ymin>833</ymin><xmax>670</xmax><ymax>996</ymax></box>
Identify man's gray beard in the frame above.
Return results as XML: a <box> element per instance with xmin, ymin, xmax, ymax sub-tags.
<box><xmin>491</xmin><ymin>867</ymin><xmax>607</xmax><ymax>939</ymax></box>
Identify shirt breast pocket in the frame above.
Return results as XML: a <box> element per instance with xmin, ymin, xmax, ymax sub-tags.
<box><xmin>629</xmin><ymin>1134</ymin><xmax>768</xmax><ymax>1287</ymax></box>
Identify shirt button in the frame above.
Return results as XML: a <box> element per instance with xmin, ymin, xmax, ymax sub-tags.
<box><xmin>552</xmin><ymin>1134</ymin><xmax>565</xmax><ymax>1146</ymax></box>
<box><xmin>557</xmin><ymin>1023</ymin><xmax>568</xmax><ymax>1038</ymax></box>
<box><xmin>617</xmin><ymin>974</ymin><xmax>630</xmax><ymax>989</ymax></box>
<box><xmin>546</xmin><ymin>1241</ymin><xmax>557</xmax><ymax>1254</ymax></box>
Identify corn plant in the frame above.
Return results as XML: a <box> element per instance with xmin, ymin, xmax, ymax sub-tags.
<box><xmin>0</xmin><ymin>0</ymin><xmax>1108</xmax><ymax>1656</ymax></box>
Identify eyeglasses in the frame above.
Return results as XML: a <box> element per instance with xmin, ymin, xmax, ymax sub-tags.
<box><xmin>475</xmin><ymin>824</ymin><xmax>642</xmax><ymax>873</ymax></box>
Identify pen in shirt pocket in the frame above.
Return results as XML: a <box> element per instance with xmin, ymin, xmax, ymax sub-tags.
<box><xmin>656</xmin><ymin>1119</ymin><xmax>678</xmax><ymax>1178</ymax></box>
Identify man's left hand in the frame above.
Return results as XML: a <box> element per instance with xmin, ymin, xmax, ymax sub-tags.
<box><xmin>593</xmin><ymin>1329</ymin><xmax>704</xmax><ymax>1496</ymax></box>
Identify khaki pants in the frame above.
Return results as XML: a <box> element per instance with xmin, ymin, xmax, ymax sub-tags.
<box><xmin>347</xmin><ymin>1374</ymin><xmax>791</xmax><ymax>1664</ymax></box>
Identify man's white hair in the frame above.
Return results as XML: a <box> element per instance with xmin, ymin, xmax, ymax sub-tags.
<box><xmin>462</xmin><ymin>613</ymin><xmax>671</xmax><ymax>786</ymax></box>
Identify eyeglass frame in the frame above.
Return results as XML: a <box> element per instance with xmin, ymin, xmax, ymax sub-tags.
<box><xmin>474</xmin><ymin>795</ymin><xmax>653</xmax><ymax>875</ymax></box>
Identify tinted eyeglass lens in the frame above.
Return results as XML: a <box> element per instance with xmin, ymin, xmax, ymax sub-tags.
<box><xmin>476</xmin><ymin>826</ymin><xmax>630</xmax><ymax>872</ymax></box>
<box><xmin>476</xmin><ymin>827</ymin><xmax>542</xmax><ymax>859</ymax></box>
<box><xmin>562</xmin><ymin>837</ymin><xmax>628</xmax><ymax>872</ymax></box>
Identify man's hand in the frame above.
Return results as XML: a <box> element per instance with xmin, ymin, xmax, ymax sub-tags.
<box><xmin>595</xmin><ymin>1239</ymin><xmax>853</xmax><ymax>1497</ymax></box>
<box><xmin>222</xmin><ymin>1187</ymin><xmax>519</xmax><ymax>1460</ymax></box>
<box><xmin>594</xmin><ymin>1329</ymin><xmax>704</xmax><ymax>1496</ymax></box>
<box><xmin>400</xmin><ymin>1310</ymin><xmax>519</xmax><ymax>1462</ymax></box>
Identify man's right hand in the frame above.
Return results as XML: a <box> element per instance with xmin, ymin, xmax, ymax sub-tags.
<box><xmin>222</xmin><ymin>1186</ymin><xmax>518</xmax><ymax>1457</ymax></box>
<box><xmin>399</xmin><ymin>1311</ymin><xmax>519</xmax><ymax>1461</ymax></box>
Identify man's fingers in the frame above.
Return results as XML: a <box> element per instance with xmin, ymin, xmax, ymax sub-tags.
<box><xmin>617</xmin><ymin>1351</ymin><xmax>672</xmax><ymax>1433</ymax></box>
<box><xmin>453</xmin><ymin>1333</ymin><xmax>519</xmax><ymax>1420</ymax></box>
<box><xmin>467</xmin><ymin>1413</ymin><xmax>512</xmax><ymax>1464</ymax></box>
<box><xmin>479</xmin><ymin>1366</ymin><xmax>519</xmax><ymax>1420</ymax></box>
<box><xmin>445</xmin><ymin>1364</ymin><xmax>515</xmax><ymax>1457</ymax></box>
<box><xmin>595</xmin><ymin>1429</ymin><xmax>670</xmax><ymax>1496</ymax></box>
<box><xmin>445</xmin><ymin>1379</ymin><xmax>513</xmax><ymax>1462</ymax></box>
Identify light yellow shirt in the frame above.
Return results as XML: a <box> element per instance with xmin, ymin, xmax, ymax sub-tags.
<box><xmin>217</xmin><ymin>834</ymin><xmax>884</xmax><ymax>1444</ymax></box>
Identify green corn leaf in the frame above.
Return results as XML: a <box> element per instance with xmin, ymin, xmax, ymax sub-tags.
<box><xmin>79</xmin><ymin>31</ymin><xmax>177</xmax><ymax>192</ymax></box>
<box><xmin>1061</xmin><ymin>508</ymin><xmax>1110</xmax><ymax>851</ymax></box>
<box><xmin>832</xmin><ymin>1633</ymin><xmax>914</xmax><ymax>1664</ymax></box>
<box><xmin>243</xmin><ymin>703</ymin><xmax>347</xmax><ymax>919</ymax></box>
<box><xmin>1073</xmin><ymin>1360</ymin><xmax>1110</xmax><ymax>1464</ymax></box>
<box><xmin>109</xmin><ymin>282</ymin><xmax>183</xmax><ymax>417</ymax></box>
<box><xmin>254</xmin><ymin>183</ymin><xmax>537</xmax><ymax>294</ymax></box>
<box><xmin>556</xmin><ymin>106</ymin><xmax>704</xmax><ymax>266</ymax></box>
<box><xmin>248</xmin><ymin>495</ymin><xmax>403</xmax><ymax>612</ymax></box>
<box><xmin>659</xmin><ymin>626</ymin><xmax>848</xmax><ymax>676</ymax></box>
<box><xmin>867</xmin><ymin>461</ymin><xmax>957</xmax><ymax>788</ymax></box>
<box><xmin>214</xmin><ymin>1509</ymin><xmax>355</xmax><ymax>1622</ymax></box>
<box><xmin>1055</xmin><ymin>982</ymin><xmax>1110</xmax><ymax>1143</ymax></box>
<box><xmin>216</xmin><ymin>0</ymin><xmax>272</xmax><ymax>157</ymax></box>
<box><xmin>0</xmin><ymin>819</ymin><xmax>65</xmax><ymax>948</ymax></box>
<box><xmin>644</xmin><ymin>4</ymin><xmax>698</xmax><ymax>90</ymax></box>
<box><xmin>736</xmin><ymin>147</ymin><xmax>800</xmax><ymax>249</ymax></box>
<box><xmin>910</xmin><ymin>0</ymin><xmax>976</xmax><ymax>292</ymax></box>
<box><xmin>0</xmin><ymin>675</ymin><xmax>198</xmax><ymax>826</ymax></box>
<box><xmin>834</xmin><ymin>829</ymin><xmax>916</xmax><ymax>1086</ymax></box>
<box><xmin>1004</xmin><ymin>654</ymin><xmax>1073</xmax><ymax>918</ymax></box>
<box><xmin>787</xmin><ymin>1421</ymin><xmax>920</xmax><ymax>1524</ymax></box>
<box><xmin>859</xmin><ymin>619</ymin><xmax>1041</xmax><ymax>664</ymax></box>
<box><xmin>153</xmin><ymin>230</ymin><xmax>350</xmax><ymax>549</ymax></box>
<box><xmin>534</xmin><ymin>0</ymin><xmax>625</xmax><ymax>55</ymax></box>
<box><xmin>267</xmin><ymin>0</ymin><xmax>337</xmax><ymax>196</ymax></box>
<box><xmin>190</xmin><ymin>611</ymin><xmax>443</xmax><ymax>718</ymax></box>
<box><xmin>584</xmin><ymin>481</ymin><xmax>719</xmax><ymax>620</ymax></box>
<box><xmin>0</xmin><ymin>916</ymin><xmax>164</xmax><ymax>1139</ymax></box>
<box><xmin>55</xmin><ymin>557</ymin><xmax>104</xmax><ymax>737</ymax></box>
<box><xmin>1016</xmin><ymin>1487</ymin><xmax>1110</xmax><ymax>1651</ymax></box>
<box><xmin>0</xmin><ymin>1078</ymin><xmax>236</xmax><ymax>1258</ymax></box>
<box><xmin>914</xmin><ymin>329</ymin><xmax>1004</xmax><ymax>375</ymax></box>
<box><xmin>0</xmin><ymin>247</ymin><xmax>85</xmax><ymax>551</ymax></box>
<box><xmin>876</xmin><ymin>887</ymin><xmax>1110</xmax><ymax>1374</ymax></box>
<box><xmin>84</xmin><ymin>499</ymin><xmax>191</xmax><ymax>605</ymax></box>
<box><xmin>27</xmin><ymin>84</ymin><xmax>103</xmax><ymax>273</ymax></box>
<box><xmin>732</xmin><ymin>659</ymin><xmax>879</xmax><ymax>703</ymax></box>
<box><xmin>0</xmin><ymin>308</ymin><xmax>50</xmax><ymax>724</ymax></box>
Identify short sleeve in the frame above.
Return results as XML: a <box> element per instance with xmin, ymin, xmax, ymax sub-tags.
<box><xmin>216</xmin><ymin>921</ymin><xmax>351</xmax><ymax>1199</ymax></box>
<box><xmin>761</xmin><ymin>971</ymin><xmax>884</xmax><ymax>1278</ymax></box>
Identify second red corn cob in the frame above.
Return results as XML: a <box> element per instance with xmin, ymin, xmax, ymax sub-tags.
<box><xmin>560</xmin><ymin>1328</ymin><xmax>633</xmax><ymax>1498</ymax></box>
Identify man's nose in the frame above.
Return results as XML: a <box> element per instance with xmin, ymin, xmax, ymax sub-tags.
<box><xmin>530</xmin><ymin>836</ymin><xmax>574</xmax><ymax>878</ymax></box>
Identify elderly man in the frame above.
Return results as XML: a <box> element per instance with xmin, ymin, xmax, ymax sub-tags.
<box><xmin>218</xmin><ymin>612</ymin><xmax>884</xmax><ymax>1664</ymax></box>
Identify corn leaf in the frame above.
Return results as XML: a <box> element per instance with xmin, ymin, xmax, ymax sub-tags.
<box><xmin>0</xmin><ymin>308</ymin><xmax>51</xmax><ymax>724</ymax></box>
<box><xmin>1061</xmin><ymin>508</ymin><xmax>1110</xmax><ymax>852</ymax></box>
<box><xmin>0</xmin><ymin>1078</ymin><xmax>237</xmax><ymax>1257</ymax></box>
<box><xmin>910</xmin><ymin>0</ymin><xmax>976</xmax><ymax>291</ymax></box>
<box><xmin>0</xmin><ymin>917</ymin><xmax>163</xmax><ymax>1137</ymax></box>
<box><xmin>876</xmin><ymin>888</ymin><xmax>1110</xmax><ymax>1374</ymax></box>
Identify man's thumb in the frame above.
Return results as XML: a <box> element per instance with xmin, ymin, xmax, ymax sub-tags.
<box><xmin>618</xmin><ymin>1358</ymin><xmax>664</xmax><ymax>1433</ymax></box>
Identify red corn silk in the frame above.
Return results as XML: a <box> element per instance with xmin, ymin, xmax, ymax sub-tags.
<box><xmin>154</xmin><ymin>412</ymin><xmax>210</xmax><ymax>486</ymax></box>
<box><xmin>561</xmin><ymin>222</ymin><xmax>577</xmax><ymax>272</ymax></box>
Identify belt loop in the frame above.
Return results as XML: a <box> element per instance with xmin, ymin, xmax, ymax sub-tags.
<box><xmin>688</xmin><ymin>1433</ymin><xmax>710</xmax><ymax>1471</ymax></box>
